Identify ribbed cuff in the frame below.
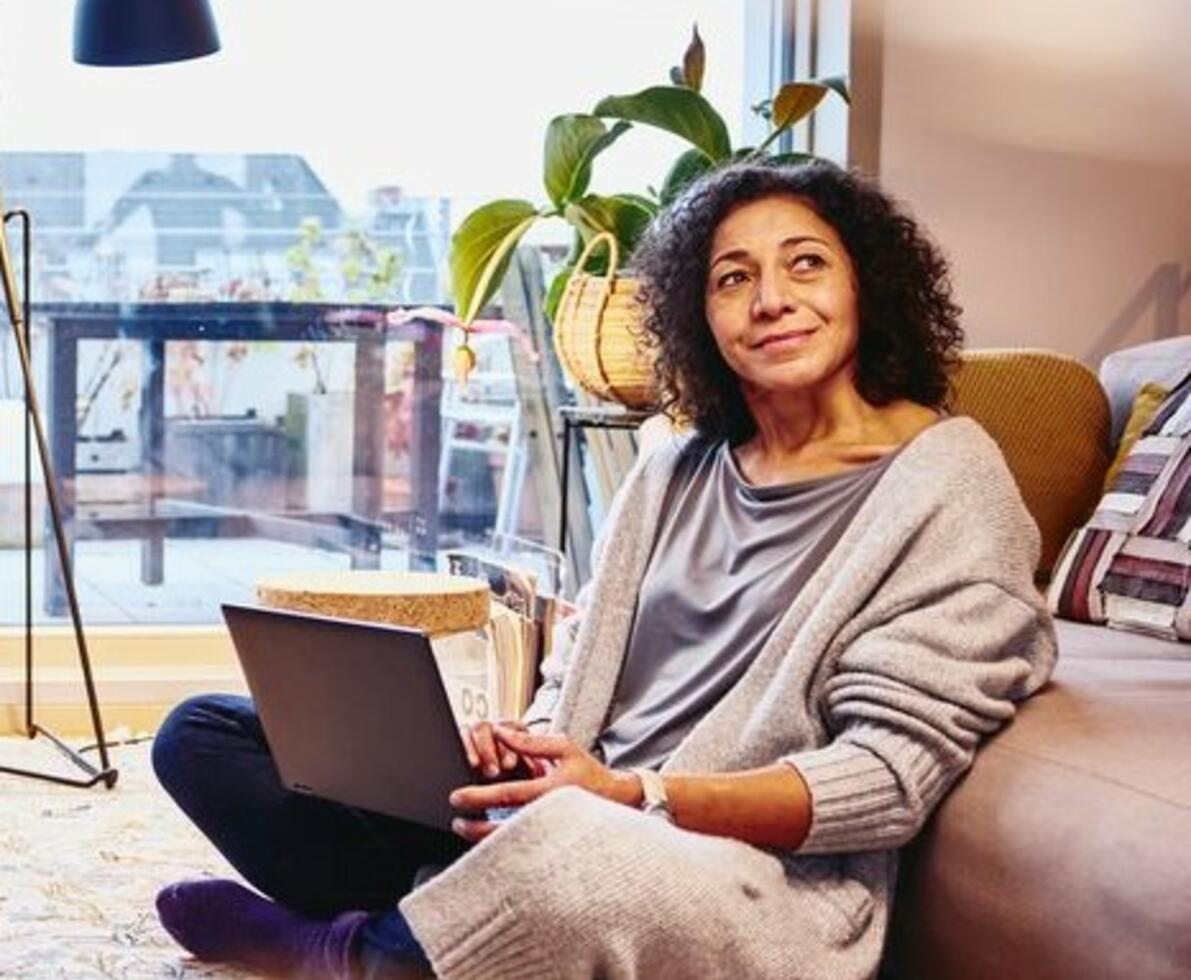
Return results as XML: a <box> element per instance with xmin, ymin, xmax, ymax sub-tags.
<box><xmin>783</xmin><ymin>734</ymin><xmax>943</xmax><ymax>854</ymax></box>
<box><xmin>399</xmin><ymin>831</ymin><xmax>562</xmax><ymax>980</ymax></box>
<box><xmin>401</xmin><ymin>898</ymin><xmax>555</xmax><ymax>980</ymax></box>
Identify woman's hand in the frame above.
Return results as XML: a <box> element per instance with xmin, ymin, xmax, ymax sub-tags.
<box><xmin>449</xmin><ymin>726</ymin><xmax>640</xmax><ymax>843</ymax></box>
<box><xmin>460</xmin><ymin>720</ymin><xmax>541</xmax><ymax>781</ymax></box>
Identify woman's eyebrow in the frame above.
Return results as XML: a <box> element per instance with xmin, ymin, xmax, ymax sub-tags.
<box><xmin>710</xmin><ymin>235</ymin><xmax>831</xmax><ymax>268</ymax></box>
<box><xmin>780</xmin><ymin>235</ymin><xmax>830</xmax><ymax>249</ymax></box>
<box><xmin>709</xmin><ymin>247</ymin><xmax>752</xmax><ymax>268</ymax></box>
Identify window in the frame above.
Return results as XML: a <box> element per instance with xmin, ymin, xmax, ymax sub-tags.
<box><xmin>0</xmin><ymin>0</ymin><xmax>751</xmax><ymax>625</ymax></box>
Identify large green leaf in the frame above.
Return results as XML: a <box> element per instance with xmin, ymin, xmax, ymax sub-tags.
<box><xmin>450</xmin><ymin>200</ymin><xmax>540</xmax><ymax>324</ymax></box>
<box><xmin>566</xmin><ymin>193</ymin><xmax>656</xmax><ymax>260</ymax></box>
<box><xmin>544</xmin><ymin>264</ymin><xmax>573</xmax><ymax>323</ymax></box>
<box><xmin>543</xmin><ymin>196</ymin><xmax>648</xmax><ymax>320</ymax></box>
<box><xmin>615</xmin><ymin>192</ymin><xmax>660</xmax><ymax>218</ymax></box>
<box><xmin>594</xmin><ymin>86</ymin><xmax>731</xmax><ymax>163</ymax></box>
<box><xmin>659</xmin><ymin>147</ymin><xmax>715</xmax><ymax>205</ymax></box>
<box><xmin>543</xmin><ymin>115</ymin><xmax>631</xmax><ymax>208</ymax></box>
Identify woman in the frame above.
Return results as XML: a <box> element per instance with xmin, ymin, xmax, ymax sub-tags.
<box><xmin>152</xmin><ymin>160</ymin><xmax>1056</xmax><ymax>979</ymax></box>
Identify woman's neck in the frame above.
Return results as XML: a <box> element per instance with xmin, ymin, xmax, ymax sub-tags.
<box><xmin>735</xmin><ymin>382</ymin><xmax>939</xmax><ymax>485</ymax></box>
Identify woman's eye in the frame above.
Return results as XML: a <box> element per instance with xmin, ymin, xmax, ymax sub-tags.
<box><xmin>717</xmin><ymin>270</ymin><xmax>748</xmax><ymax>289</ymax></box>
<box><xmin>790</xmin><ymin>254</ymin><xmax>825</xmax><ymax>273</ymax></box>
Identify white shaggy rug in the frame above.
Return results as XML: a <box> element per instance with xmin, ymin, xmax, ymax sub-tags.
<box><xmin>0</xmin><ymin>734</ymin><xmax>255</xmax><ymax>979</ymax></box>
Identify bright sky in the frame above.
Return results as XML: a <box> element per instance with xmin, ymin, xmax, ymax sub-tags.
<box><xmin>0</xmin><ymin>0</ymin><xmax>746</xmax><ymax>219</ymax></box>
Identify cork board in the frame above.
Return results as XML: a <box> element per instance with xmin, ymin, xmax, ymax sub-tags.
<box><xmin>255</xmin><ymin>570</ymin><xmax>490</xmax><ymax>636</ymax></box>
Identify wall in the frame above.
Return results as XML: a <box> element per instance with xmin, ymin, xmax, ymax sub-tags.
<box><xmin>857</xmin><ymin>0</ymin><xmax>1190</xmax><ymax>363</ymax></box>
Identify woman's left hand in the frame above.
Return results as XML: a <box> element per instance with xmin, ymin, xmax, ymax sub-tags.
<box><xmin>448</xmin><ymin>726</ymin><xmax>639</xmax><ymax>842</ymax></box>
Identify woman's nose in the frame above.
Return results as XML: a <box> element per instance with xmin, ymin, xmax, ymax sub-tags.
<box><xmin>750</xmin><ymin>273</ymin><xmax>795</xmax><ymax>319</ymax></box>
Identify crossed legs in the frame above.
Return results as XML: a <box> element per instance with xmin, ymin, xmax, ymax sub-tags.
<box><xmin>152</xmin><ymin>694</ymin><xmax>467</xmax><ymax>976</ymax></box>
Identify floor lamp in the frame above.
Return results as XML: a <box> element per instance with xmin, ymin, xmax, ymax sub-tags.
<box><xmin>0</xmin><ymin>195</ymin><xmax>117</xmax><ymax>789</ymax></box>
<box><xmin>0</xmin><ymin>0</ymin><xmax>224</xmax><ymax>787</ymax></box>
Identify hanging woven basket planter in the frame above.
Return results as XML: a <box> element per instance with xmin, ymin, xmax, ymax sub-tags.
<box><xmin>552</xmin><ymin>232</ymin><xmax>659</xmax><ymax>410</ymax></box>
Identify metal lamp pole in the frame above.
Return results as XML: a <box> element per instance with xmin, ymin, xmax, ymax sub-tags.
<box><xmin>0</xmin><ymin>194</ymin><xmax>117</xmax><ymax>789</ymax></box>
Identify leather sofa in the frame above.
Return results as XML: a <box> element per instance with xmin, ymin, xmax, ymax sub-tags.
<box><xmin>886</xmin><ymin>338</ymin><xmax>1191</xmax><ymax>980</ymax></box>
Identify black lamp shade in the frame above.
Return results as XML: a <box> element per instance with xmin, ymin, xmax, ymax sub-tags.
<box><xmin>73</xmin><ymin>0</ymin><xmax>221</xmax><ymax>66</ymax></box>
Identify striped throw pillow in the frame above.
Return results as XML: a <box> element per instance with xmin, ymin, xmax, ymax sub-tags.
<box><xmin>1048</xmin><ymin>371</ymin><xmax>1191</xmax><ymax>641</ymax></box>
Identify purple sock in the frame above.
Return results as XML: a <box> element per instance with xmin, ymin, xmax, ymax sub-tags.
<box><xmin>155</xmin><ymin>878</ymin><xmax>368</xmax><ymax>978</ymax></box>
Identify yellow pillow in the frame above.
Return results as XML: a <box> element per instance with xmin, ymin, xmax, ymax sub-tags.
<box><xmin>951</xmin><ymin>350</ymin><xmax>1111</xmax><ymax>582</ymax></box>
<box><xmin>1103</xmin><ymin>381</ymin><xmax>1170</xmax><ymax>492</ymax></box>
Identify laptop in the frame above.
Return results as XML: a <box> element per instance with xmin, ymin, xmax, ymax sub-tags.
<box><xmin>221</xmin><ymin>602</ymin><xmax>478</xmax><ymax>833</ymax></box>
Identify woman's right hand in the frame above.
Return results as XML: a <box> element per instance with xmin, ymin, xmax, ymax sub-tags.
<box><xmin>460</xmin><ymin>720</ymin><xmax>534</xmax><ymax>780</ymax></box>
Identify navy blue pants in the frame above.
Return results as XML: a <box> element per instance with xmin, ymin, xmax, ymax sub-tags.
<box><xmin>152</xmin><ymin>694</ymin><xmax>468</xmax><ymax>971</ymax></box>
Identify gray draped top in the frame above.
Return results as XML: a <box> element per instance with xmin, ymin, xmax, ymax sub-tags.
<box><xmin>595</xmin><ymin>437</ymin><xmax>898</xmax><ymax>770</ymax></box>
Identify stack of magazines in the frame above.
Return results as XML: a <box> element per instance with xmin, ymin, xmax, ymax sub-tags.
<box><xmin>429</xmin><ymin>546</ymin><xmax>563</xmax><ymax>726</ymax></box>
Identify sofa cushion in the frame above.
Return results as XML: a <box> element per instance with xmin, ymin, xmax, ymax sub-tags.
<box><xmin>1047</xmin><ymin>373</ymin><xmax>1191</xmax><ymax>641</ymax></box>
<box><xmin>951</xmin><ymin>350</ymin><xmax>1110</xmax><ymax>580</ymax></box>
<box><xmin>886</xmin><ymin>619</ymin><xmax>1191</xmax><ymax>980</ymax></box>
<box><xmin>1099</xmin><ymin>335</ymin><xmax>1191</xmax><ymax>444</ymax></box>
<box><xmin>1103</xmin><ymin>381</ymin><xmax>1169</xmax><ymax>491</ymax></box>
<box><xmin>1054</xmin><ymin>617</ymin><xmax>1189</xmax><ymax>661</ymax></box>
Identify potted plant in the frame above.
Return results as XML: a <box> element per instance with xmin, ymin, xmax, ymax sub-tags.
<box><xmin>448</xmin><ymin>26</ymin><xmax>848</xmax><ymax>404</ymax></box>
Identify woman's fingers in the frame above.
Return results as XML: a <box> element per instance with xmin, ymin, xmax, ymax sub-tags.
<box><xmin>494</xmin><ymin>719</ymin><xmax>527</xmax><ymax>768</ymax></box>
<box><xmin>464</xmin><ymin>721</ymin><xmax>532</xmax><ymax>778</ymax></box>
<box><xmin>492</xmin><ymin>726</ymin><xmax>572</xmax><ymax>759</ymax></box>
<box><xmin>459</xmin><ymin>726</ymin><xmax>479</xmax><ymax>769</ymax></box>
<box><xmin>475</xmin><ymin>722</ymin><xmax>508</xmax><ymax>778</ymax></box>
<box><xmin>501</xmin><ymin>721</ymin><xmax>532</xmax><ymax>768</ymax></box>
<box><xmin>450</xmin><ymin>775</ymin><xmax>549</xmax><ymax>812</ymax></box>
<box><xmin>450</xmin><ymin>817</ymin><xmax>498</xmax><ymax>843</ymax></box>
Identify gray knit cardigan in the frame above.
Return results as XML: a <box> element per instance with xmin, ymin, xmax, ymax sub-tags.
<box><xmin>401</xmin><ymin>417</ymin><xmax>1057</xmax><ymax>980</ymax></box>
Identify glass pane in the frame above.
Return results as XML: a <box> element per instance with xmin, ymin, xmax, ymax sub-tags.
<box><xmin>0</xmin><ymin>0</ymin><xmax>748</xmax><ymax>625</ymax></box>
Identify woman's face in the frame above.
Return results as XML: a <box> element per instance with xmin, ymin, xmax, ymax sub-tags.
<box><xmin>704</xmin><ymin>194</ymin><xmax>860</xmax><ymax>399</ymax></box>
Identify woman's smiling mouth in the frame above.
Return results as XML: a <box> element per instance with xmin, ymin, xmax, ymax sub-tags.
<box><xmin>751</xmin><ymin>328</ymin><xmax>818</xmax><ymax>350</ymax></box>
